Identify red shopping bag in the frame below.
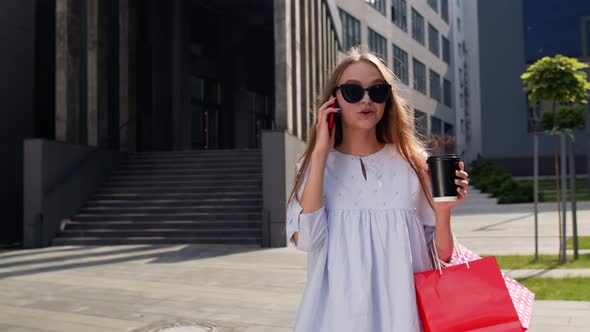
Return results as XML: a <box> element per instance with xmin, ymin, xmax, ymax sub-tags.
<box><xmin>449</xmin><ymin>244</ymin><xmax>535</xmax><ymax>331</ymax></box>
<box><xmin>414</xmin><ymin>256</ymin><xmax>523</xmax><ymax>332</ymax></box>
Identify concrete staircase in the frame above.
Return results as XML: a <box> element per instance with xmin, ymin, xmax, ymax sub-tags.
<box><xmin>52</xmin><ymin>149</ymin><xmax>263</xmax><ymax>246</ymax></box>
<box><xmin>450</xmin><ymin>185</ymin><xmax>500</xmax><ymax>215</ymax></box>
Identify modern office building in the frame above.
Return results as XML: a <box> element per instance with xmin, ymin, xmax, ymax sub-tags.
<box><xmin>1</xmin><ymin>0</ymin><xmax>342</xmax><ymax>247</ymax></box>
<box><xmin>335</xmin><ymin>0</ymin><xmax>459</xmax><ymax>156</ymax></box>
<box><xmin>463</xmin><ymin>0</ymin><xmax>590</xmax><ymax>175</ymax></box>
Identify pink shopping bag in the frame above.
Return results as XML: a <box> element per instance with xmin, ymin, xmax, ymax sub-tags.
<box><xmin>449</xmin><ymin>243</ymin><xmax>535</xmax><ymax>331</ymax></box>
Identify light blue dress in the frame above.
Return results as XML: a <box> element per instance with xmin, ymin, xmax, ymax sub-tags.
<box><xmin>286</xmin><ymin>143</ymin><xmax>441</xmax><ymax>332</ymax></box>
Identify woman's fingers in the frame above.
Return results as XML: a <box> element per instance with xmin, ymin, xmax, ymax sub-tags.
<box><xmin>457</xmin><ymin>186</ymin><xmax>467</xmax><ymax>199</ymax></box>
<box><xmin>455</xmin><ymin>169</ymin><xmax>469</xmax><ymax>180</ymax></box>
<box><xmin>317</xmin><ymin>97</ymin><xmax>339</xmax><ymax>126</ymax></box>
<box><xmin>455</xmin><ymin>179</ymin><xmax>469</xmax><ymax>188</ymax></box>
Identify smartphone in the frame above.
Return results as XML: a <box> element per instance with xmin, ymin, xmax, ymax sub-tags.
<box><xmin>328</xmin><ymin>100</ymin><xmax>339</xmax><ymax>138</ymax></box>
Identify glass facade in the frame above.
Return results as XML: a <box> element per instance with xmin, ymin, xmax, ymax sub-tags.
<box><xmin>339</xmin><ymin>9</ymin><xmax>361</xmax><ymax>52</ymax></box>
<box><xmin>369</xmin><ymin>28</ymin><xmax>388</xmax><ymax>64</ymax></box>
<box><xmin>429</xmin><ymin>69</ymin><xmax>441</xmax><ymax>102</ymax></box>
<box><xmin>428</xmin><ymin>23</ymin><xmax>440</xmax><ymax>56</ymax></box>
<box><xmin>442</xmin><ymin>36</ymin><xmax>450</xmax><ymax>63</ymax></box>
<box><xmin>391</xmin><ymin>0</ymin><xmax>408</xmax><ymax>32</ymax></box>
<box><xmin>524</xmin><ymin>0</ymin><xmax>590</xmax><ymax>62</ymax></box>
<box><xmin>393</xmin><ymin>44</ymin><xmax>409</xmax><ymax>84</ymax></box>
<box><xmin>366</xmin><ymin>0</ymin><xmax>386</xmax><ymax>15</ymax></box>
<box><xmin>413</xmin><ymin>58</ymin><xmax>426</xmax><ymax>94</ymax></box>
<box><xmin>411</xmin><ymin>8</ymin><xmax>425</xmax><ymax>45</ymax></box>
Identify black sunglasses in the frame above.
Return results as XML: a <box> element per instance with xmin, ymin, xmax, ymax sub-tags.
<box><xmin>332</xmin><ymin>83</ymin><xmax>392</xmax><ymax>104</ymax></box>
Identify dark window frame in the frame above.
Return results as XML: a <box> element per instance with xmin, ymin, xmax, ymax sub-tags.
<box><xmin>339</xmin><ymin>8</ymin><xmax>361</xmax><ymax>51</ymax></box>
<box><xmin>393</xmin><ymin>44</ymin><xmax>409</xmax><ymax>85</ymax></box>
<box><xmin>368</xmin><ymin>27</ymin><xmax>388</xmax><ymax>64</ymax></box>
<box><xmin>411</xmin><ymin>8</ymin><xmax>425</xmax><ymax>45</ymax></box>
<box><xmin>391</xmin><ymin>0</ymin><xmax>408</xmax><ymax>32</ymax></box>
<box><xmin>413</xmin><ymin>57</ymin><xmax>427</xmax><ymax>94</ymax></box>
<box><xmin>428</xmin><ymin>23</ymin><xmax>440</xmax><ymax>56</ymax></box>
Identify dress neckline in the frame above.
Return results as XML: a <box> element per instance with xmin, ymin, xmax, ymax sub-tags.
<box><xmin>331</xmin><ymin>143</ymin><xmax>389</xmax><ymax>159</ymax></box>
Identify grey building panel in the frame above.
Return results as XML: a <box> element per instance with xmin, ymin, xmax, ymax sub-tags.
<box><xmin>477</xmin><ymin>0</ymin><xmax>530</xmax><ymax>159</ymax></box>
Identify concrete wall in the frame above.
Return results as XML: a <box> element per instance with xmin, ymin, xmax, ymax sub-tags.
<box><xmin>476</xmin><ymin>0</ymin><xmax>588</xmax><ymax>167</ymax></box>
<box><xmin>462</xmin><ymin>0</ymin><xmax>482</xmax><ymax>164</ymax></box>
<box><xmin>261</xmin><ymin>130</ymin><xmax>306</xmax><ymax>247</ymax></box>
<box><xmin>23</xmin><ymin>139</ymin><xmax>126</xmax><ymax>248</ymax></box>
<box><xmin>0</xmin><ymin>1</ymin><xmax>36</xmax><ymax>244</ymax></box>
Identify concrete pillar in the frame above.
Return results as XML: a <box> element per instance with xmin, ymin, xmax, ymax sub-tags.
<box><xmin>55</xmin><ymin>0</ymin><xmax>81</xmax><ymax>143</ymax></box>
<box><xmin>273</xmin><ymin>0</ymin><xmax>291</xmax><ymax>132</ymax></box>
<box><xmin>309</xmin><ymin>1</ymin><xmax>318</xmax><ymax>116</ymax></box>
<box><xmin>294</xmin><ymin>0</ymin><xmax>301</xmax><ymax>139</ymax></box>
<box><xmin>172</xmin><ymin>0</ymin><xmax>190</xmax><ymax>150</ymax></box>
<box><xmin>119</xmin><ymin>0</ymin><xmax>132</xmax><ymax>151</ymax></box>
<box><xmin>319</xmin><ymin>2</ymin><xmax>325</xmax><ymax>91</ymax></box>
<box><xmin>301</xmin><ymin>0</ymin><xmax>308</xmax><ymax>141</ymax></box>
<box><xmin>86</xmin><ymin>0</ymin><xmax>99</xmax><ymax>146</ymax></box>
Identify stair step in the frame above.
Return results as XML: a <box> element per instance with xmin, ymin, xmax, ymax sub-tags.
<box><xmin>78</xmin><ymin>205</ymin><xmax>262</xmax><ymax>214</ymax></box>
<box><xmin>124</xmin><ymin>155</ymin><xmax>261</xmax><ymax>163</ymax></box>
<box><xmin>96</xmin><ymin>185</ymin><xmax>260</xmax><ymax>194</ymax></box>
<box><xmin>90</xmin><ymin>192</ymin><xmax>261</xmax><ymax>199</ymax></box>
<box><xmin>116</xmin><ymin>163</ymin><xmax>261</xmax><ymax>170</ymax></box>
<box><xmin>113</xmin><ymin>164</ymin><xmax>262</xmax><ymax>174</ymax></box>
<box><xmin>103</xmin><ymin>175</ymin><xmax>262</xmax><ymax>188</ymax></box>
<box><xmin>59</xmin><ymin>229</ymin><xmax>262</xmax><ymax>237</ymax></box>
<box><xmin>71</xmin><ymin>212</ymin><xmax>262</xmax><ymax>221</ymax></box>
<box><xmin>51</xmin><ymin>237</ymin><xmax>263</xmax><ymax>245</ymax></box>
<box><xmin>65</xmin><ymin>220</ymin><xmax>263</xmax><ymax>230</ymax></box>
<box><xmin>84</xmin><ymin>198</ymin><xmax>261</xmax><ymax>207</ymax></box>
<box><xmin>130</xmin><ymin>149</ymin><xmax>260</xmax><ymax>156</ymax></box>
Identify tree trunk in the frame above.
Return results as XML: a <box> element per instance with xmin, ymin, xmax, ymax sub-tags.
<box><xmin>552</xmin><ymin>102</ymin><xmax>565</xmax><ymax>263</ymax></box>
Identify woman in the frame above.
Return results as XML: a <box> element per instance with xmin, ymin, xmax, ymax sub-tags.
<box><xmin>285</xmin><ymin>47</ymin><xmax>469</xmax><ymax>331</ymax></box>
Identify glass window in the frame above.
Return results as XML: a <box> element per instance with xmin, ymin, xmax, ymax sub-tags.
<box><xmin>441</xmin><ymin>0</ymin><xmax>449</xmax><ymax>23</ymax></box>
<box><xmin>457</xmin><ymin>17</ymin><xmax>461</xmax><ymax>32</ymax></box>
<box><xmin>339</xmin><ymin>9</ymin><xmax>361</xmax><ymax>52</ymax></box>
<box><xmin>431</xmin><ymin>116</ymin><xmax>442</xmax><ymax>134</ymax></box>
<box><xmin>366</xmin><ymin>0</ymin><xmax>386</xmax><ymax>15</ymax></box>
<box><xmin>443</xmin><ymin>79</ymin><xmax>452</xmax><ymax>108</ymax></box>
<box><xmin>391</xmin><ymin>0</ymin><xmax>408</xmax><ymax>32</ymax></box>
<box><xmin>442</xmin><ymin>36</ymin><xmax>450</xmax><ymax>63</ymax></box>
<box><xmin>414</xmin><ymin>109</ymin><xmax>428</xmax><ymax>138</ymax></box>
<box><xmin>429</xmin><ymin>70</ymin><xmax>441</xmax><ymax>102</ymax></box>
<box><xmin>428</xmin><ymin>0</ymin><xmax>438</xmax><ymax>12</ymax></box>
<box><xmin>444</xmin><ymin>122</ymin><xmax>454</xmax><ymax>135</ymax></box>
<box><xmin>368</xmin><ymin>28</ymin><xmax>387</xmax><ymax>64</ymax></box>
<box><xmin>413</xmin><ymin>58</ymin><xmax>426</xmax><ymax>94</ymax></box>
<box><xmin>428</xmin><ymin>24</ymin><xmax>440</xmax><ymax>56</ymax></box>
<box><xmin>584</xmin><ymin>18</ymin><xmax>590</xmax><ymax>57</ymax></box>
<box><xmin>393</xmin><ymin>44</ymin><xmax>409</xmax><ymax>85</ymax></box>
<box><xmin>411</xmin><ymin>8</ymin><xmax>425</xmax><ymax>45</ymax></box>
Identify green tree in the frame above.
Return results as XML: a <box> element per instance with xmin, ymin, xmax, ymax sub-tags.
<box><xmin>521</xmin><ymin>55</ymin><xmax>590</xmax><ymax>263</ymax></box>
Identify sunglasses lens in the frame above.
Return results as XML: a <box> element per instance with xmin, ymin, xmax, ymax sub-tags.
<box><xmin>340</xmin><ymin>84</ymin><xmax>364</xmax><ymax>103</ymax></box>
<box><xmin>368</xmin><ymin>84</ymin><xmax>391</xmax><ymax>103</ymax></box>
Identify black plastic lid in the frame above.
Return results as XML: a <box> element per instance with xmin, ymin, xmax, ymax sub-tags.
<box><xmin>427</xmin><ymin>154</ymin><xmax>460</xmax><ymax>162</ymax></box>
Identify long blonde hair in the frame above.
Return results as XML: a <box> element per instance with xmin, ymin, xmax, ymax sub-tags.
<box><xmin>288</xmin><ymin>46</ymin><xmax>435</xmax><ymax>211</ymax></box>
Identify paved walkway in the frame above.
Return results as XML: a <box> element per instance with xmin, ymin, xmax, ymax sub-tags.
<box><xmin>1</xmin><ymin>194</ymin><xmax>589</xmax><ymax>331</ymax></box>
<box><xmin>451</xmin><ymin>192</ymin><xmax>590</xmax><ymax>255</ymax></box>
<box><xmin>503</xmin><ymin>268</ymin><xmax>590</xmax><ymax>278</ymax></box>
<box><xmin>0</xmin><ymin>244</ymin><xmax>588</xmax><ymax>332</ymax></box>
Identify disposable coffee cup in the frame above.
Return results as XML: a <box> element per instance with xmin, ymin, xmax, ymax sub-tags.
<box><xmin>426</xmin><ymin>154</ymin><xmax>460</xmax><ymax>202</ymax></box>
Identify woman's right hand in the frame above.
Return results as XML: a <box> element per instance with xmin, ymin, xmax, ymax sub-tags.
<box><xmin>313</xmin><ymin>96</ymin><xmax>340</xmax><ymax>157</ymax></box>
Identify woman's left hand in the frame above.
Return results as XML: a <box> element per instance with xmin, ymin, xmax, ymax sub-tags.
<box><xmin>434</xmin><ymin>161</ymin><xmax>469</xmax><ymax>214</ymax></box>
